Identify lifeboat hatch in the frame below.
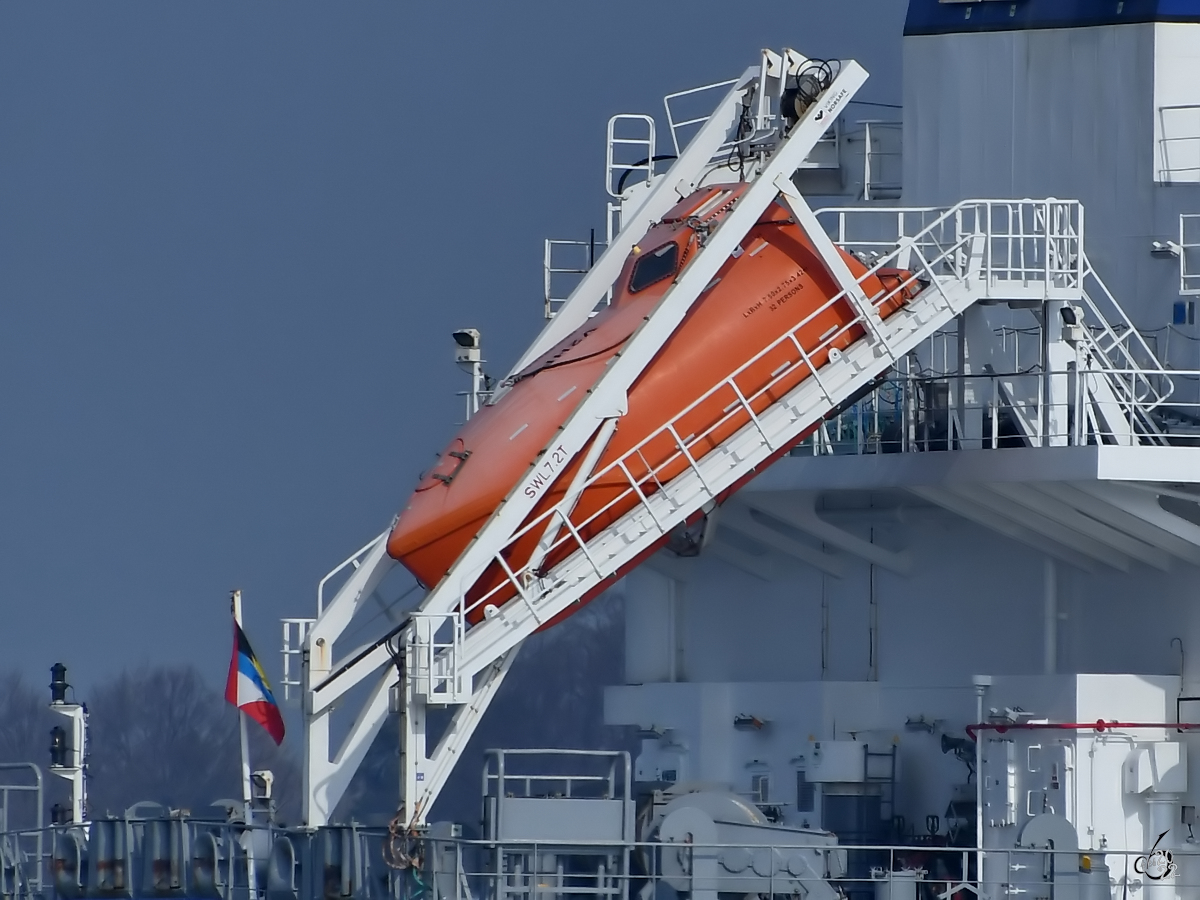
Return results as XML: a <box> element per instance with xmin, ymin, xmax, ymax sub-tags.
<box><xmin>629</xmin><ymin>242</ymin><xmax>680</xmax><ymax>292</ymax></box>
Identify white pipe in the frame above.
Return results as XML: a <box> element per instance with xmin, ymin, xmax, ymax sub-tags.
<box><xmin>973</xmin><ymin>675</ymin><xmax>992</xmax><ymax>892</ymax></box>
<box><xmin>232</xmin><ymin>590</ymin><xmax>258</xmax><ymax>900</ymax></box>
<box><xmin>1044</xmin><ymin>556</ymin><xmax>1057</xmax><ymax>675</ymax></box>
<box><xmin>1145</xmin><ymin>795</ymin><xmax>1180</xmax><ymax>900</ymax></box>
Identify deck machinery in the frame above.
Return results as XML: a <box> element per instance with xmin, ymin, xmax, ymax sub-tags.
<box><xmin>4</xmin><ymin>2</ymin><xmax>1200</xmax><ymax>900</ymax></box>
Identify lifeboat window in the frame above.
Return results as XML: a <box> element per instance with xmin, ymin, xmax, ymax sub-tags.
<box><xmin>629</xmin><ymin>242</ymin><xmax>679</xmax><ymax>293</ymax></box>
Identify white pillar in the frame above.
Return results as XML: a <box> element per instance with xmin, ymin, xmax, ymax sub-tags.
<box><xmin>232</xmin><ymin>590</ymin><xmax>258</xmax><ymax>900</ymax></box>
<box><xmin>1145</xmin><ymin>795</ymin><xmax>1181</xmax><ymax>900</ymax></box>
<box><xmin>1044</xmin><ymin>557</ymin><xmax>1057</xmax><ymax>675</ymax></box>
<box><xmin>973</xmin><ymin>675</ymin><xmax>992</xmax><ymax>894</ymax></box>
<box><xmin>956</xmin><ymin>310</ymin><xmax>986</xmax><ymax>450</ymax></box>
<box><xmin>1043</xmin><ymin>300</ymin><xmax>1073</xmax><ymax>446</ymax></box>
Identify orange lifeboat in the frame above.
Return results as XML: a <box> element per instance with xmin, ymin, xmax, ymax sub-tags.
<box><xmin>388</xmin><ymin>184</ymin><xmax>919</xmax><ymax>620</ymax></box>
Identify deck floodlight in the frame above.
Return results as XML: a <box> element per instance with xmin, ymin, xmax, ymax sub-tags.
<box><xmin>453</xmin><ymin>328</ymin><xmax>482</xmax><ymax>367</ymax></box>
<box><xmin>941</xmin><ymin>734</ymin><xmax>972</xmax><ymax>757</ymax></box>
<box><xmin>252</xmin><ymin>769</ymin><xmax>275</xmax><ymax>801</ymax></box>
<box><xmin>453</xmin><ymin>328</ymin><xmax>488</xmax><ymax>418</ymax></box>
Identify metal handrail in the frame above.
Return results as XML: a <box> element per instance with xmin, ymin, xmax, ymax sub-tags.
<box><xmin>816</xmin><ymin>201</ymin><xmax>1172</xmax><ymax>410</ymax></box>
<box><xmin>8</xmin><ymin>819</ymin><xmax>1196</xmax><ymax>900</ymax></box>
<box><xmin>544</xmin><ymin>237</ymin><xmax>604</xmax><ymax>319</ymax></box>
<box><xmin>482</xmin><ymin>749</ymin><xmax>630</xmax><ymax>802</ymax></box>
<box><xmin>663</xmin><ymin>79</ymin><xmax>739</xmax><ymax>156</ymax></box>
<box><xmin>797</xmin><ymin>368</ymin><xmax>1197</xmax><ymax>456</ymax></box>
<box><xmin>279</xmin><ymin>617</ymin><xmax>314</xmax><ymax>701</ymax></box>
<box><xmin>315</xmin><ymin>531</ymin><xmax>386</xmax><ymax>616</ymax></box>
<box><xmin>861</xmin><ymin>119</ymin><xmax>902</xmax><ymax>201</ymax></box>
<box><xmin>0</xmin><ymin>764</ymin><xmax>45</xmax><ymax>896</ymax></box>
<box><xmin>606</xmin><ymin>115</ymin><xmax>656</xmax><ymax>199</ymax></box>
<box><xmin>1183</xmin><ymin>213</ymin><xmax>1200</xmax><ymax>296</ymax></box>
<box><xmin>1158</xmin><ymin>103</ymin><xmax>1200</xmax><ymax>183</ymax></box>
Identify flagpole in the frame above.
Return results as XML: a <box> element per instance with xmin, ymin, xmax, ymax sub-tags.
<box><xmin>231</xmin><ymin>590</ymin><xmax>258</xmax><ymax>900</ymax></box>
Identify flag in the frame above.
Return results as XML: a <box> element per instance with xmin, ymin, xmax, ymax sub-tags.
<box><xmin>225</xmin><ymin>621</ymin><xmax>286</xmax><ymax>745</ymax></box>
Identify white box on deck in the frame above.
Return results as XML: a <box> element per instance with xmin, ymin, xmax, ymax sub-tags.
<box><xmin>806</xmin><ymin>740</ymin><xmax>865</xmax><ymax>783</ymax></box>
<box><xmin>1124</xmin><ymin>742</ymin><xmax>1188</xmax><ymax>794</ymax></box>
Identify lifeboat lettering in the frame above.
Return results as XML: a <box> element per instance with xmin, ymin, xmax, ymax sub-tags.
<box><xmin>523</xmin><ymin>444</ymin><xmax>568</xmax><ymax>499</ymax></box>
<box><xmin>770</xmin><ymin>278</ymin><xmax>806</xmax><ymax>311</ymax></box>
<box><xmin>822</xmin><ymin>87</ymin><xmax>849</xmax><ymax>116</ymax></box>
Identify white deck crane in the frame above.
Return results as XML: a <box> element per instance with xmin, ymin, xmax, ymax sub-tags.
<box><xmin>290</xmin><ymin>49</ymin><xmax>1168</xmax><ymax>829</ymax></box>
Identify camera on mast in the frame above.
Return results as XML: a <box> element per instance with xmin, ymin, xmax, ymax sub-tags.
<box><xmin>452</xmin><ymin>328</ymin><xmax>482</xmax><ymax>368</ymax></box>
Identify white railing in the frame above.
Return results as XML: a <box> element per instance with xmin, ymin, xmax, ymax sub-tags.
<box><xmin>663</xmin><ymin>79</ymin><xmax>740</xmax><ymax>157</ymax></box>
<box><xmin>1158</xmin><ymin>104</ymin><xmax>1200</xmax><ymax>184</ymax></box>
<box><xmin>605</xmin><ymin>114</ymin><xmax>657</xmax><ymax>199</ymax></box>
<box><xmin>482</xmin><ymin>749</ymin><xmax>630</xmax><ymax>803</ymax></box>
<box><xmin>407</xmin><ymin>612</ymin><xmax>466</xmax><ymax>702</ymax></box>
<box><xmin>819</xmin><ymin>200</ymin><xmax>1085</xmax><ymax>296</ymax></box>
<box><xmin>1183</xmin><ymin>213</ymin><xmax>1200</xmax><ymax>296</ymax></box>
<box><xmin>0</xmin><ymin>765</ymin><xmax>44</xmax><ymax>899</ymax></box>
<box><xmin>663</xmin><ymin>77</ymin><xmax>840</xmax><ymax>176</ymax></box>
<box><xmin>817</xmin><ymin>201</ymin><xmax>1173</xmax><ymax>411</ymax></box>
<box><xmin>544</xmin><ymin>236</ymin><xmax>603</xmax><ymax>320</ymax></box>
<box><xmin>280</xmin><ymin>617</ymin><xmax>314</xmax><ymax>702</ymax></box>
<box><xmin>316</xmin><ymin>532</ymin><xmax>387</xmax><ymax>616</ymax></box>
<box><xmin>14</xmin><ymin>818</ymin><xmax>1199</xmax><ymax>900</ymax></box>
<box><xmin>1078</xmin><ymin>255</ymin><xmax>1174</xmax><ymax>411</ymax></box>
<box><xmin>861</xmin><ymin>120</ymin><xmax>902</xmax><ymax>200</ymax></box>
<box><xmin>799</xmin><ymin>366</ymin><xmax>1188</xmax><ymax>458</ymax></box>
<box><xmin>798</xmin><ymin>119</ymin><xmax>840</xmax><ymax>171</ymax></box>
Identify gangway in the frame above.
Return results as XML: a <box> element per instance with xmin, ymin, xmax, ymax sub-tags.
<box><xmin>293</xmin><ymin>50</ymin><xmax>1171</xmax><ymax>831</ymax></box>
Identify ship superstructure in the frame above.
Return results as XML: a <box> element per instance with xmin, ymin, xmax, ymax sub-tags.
<box><xmin>4</xmin><ymin>3</ymin><xmax>1200</xmax><ymax>900</ymax></box>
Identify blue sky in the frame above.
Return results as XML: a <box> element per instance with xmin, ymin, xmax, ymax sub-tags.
<box><xmin>0</xmin><ymin>1</ymin><xmax>905</xmax><ymax>693</ymax></box>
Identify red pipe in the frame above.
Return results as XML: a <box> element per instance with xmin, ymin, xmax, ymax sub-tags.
<box><xmin>966</xmin><ymin>721</ymin><xmax>1200</xmax><ymax>740</ymax></box>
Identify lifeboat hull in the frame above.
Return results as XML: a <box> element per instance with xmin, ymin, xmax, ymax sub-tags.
<box><xmin>388</xmin><ymin>185</ymin><xmax>918</xmax><ymax>621</ymax></box>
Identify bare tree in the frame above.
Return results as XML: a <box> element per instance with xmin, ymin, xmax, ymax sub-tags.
<box><xmin>84</xmin><ymin>665</ymin><xmax>300</xmax><ymax>822</ymax></box>
<box><xmin>0</xmin><ymin>672</ymin><xmax>51</xmax><ymax>766</ymax></box>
